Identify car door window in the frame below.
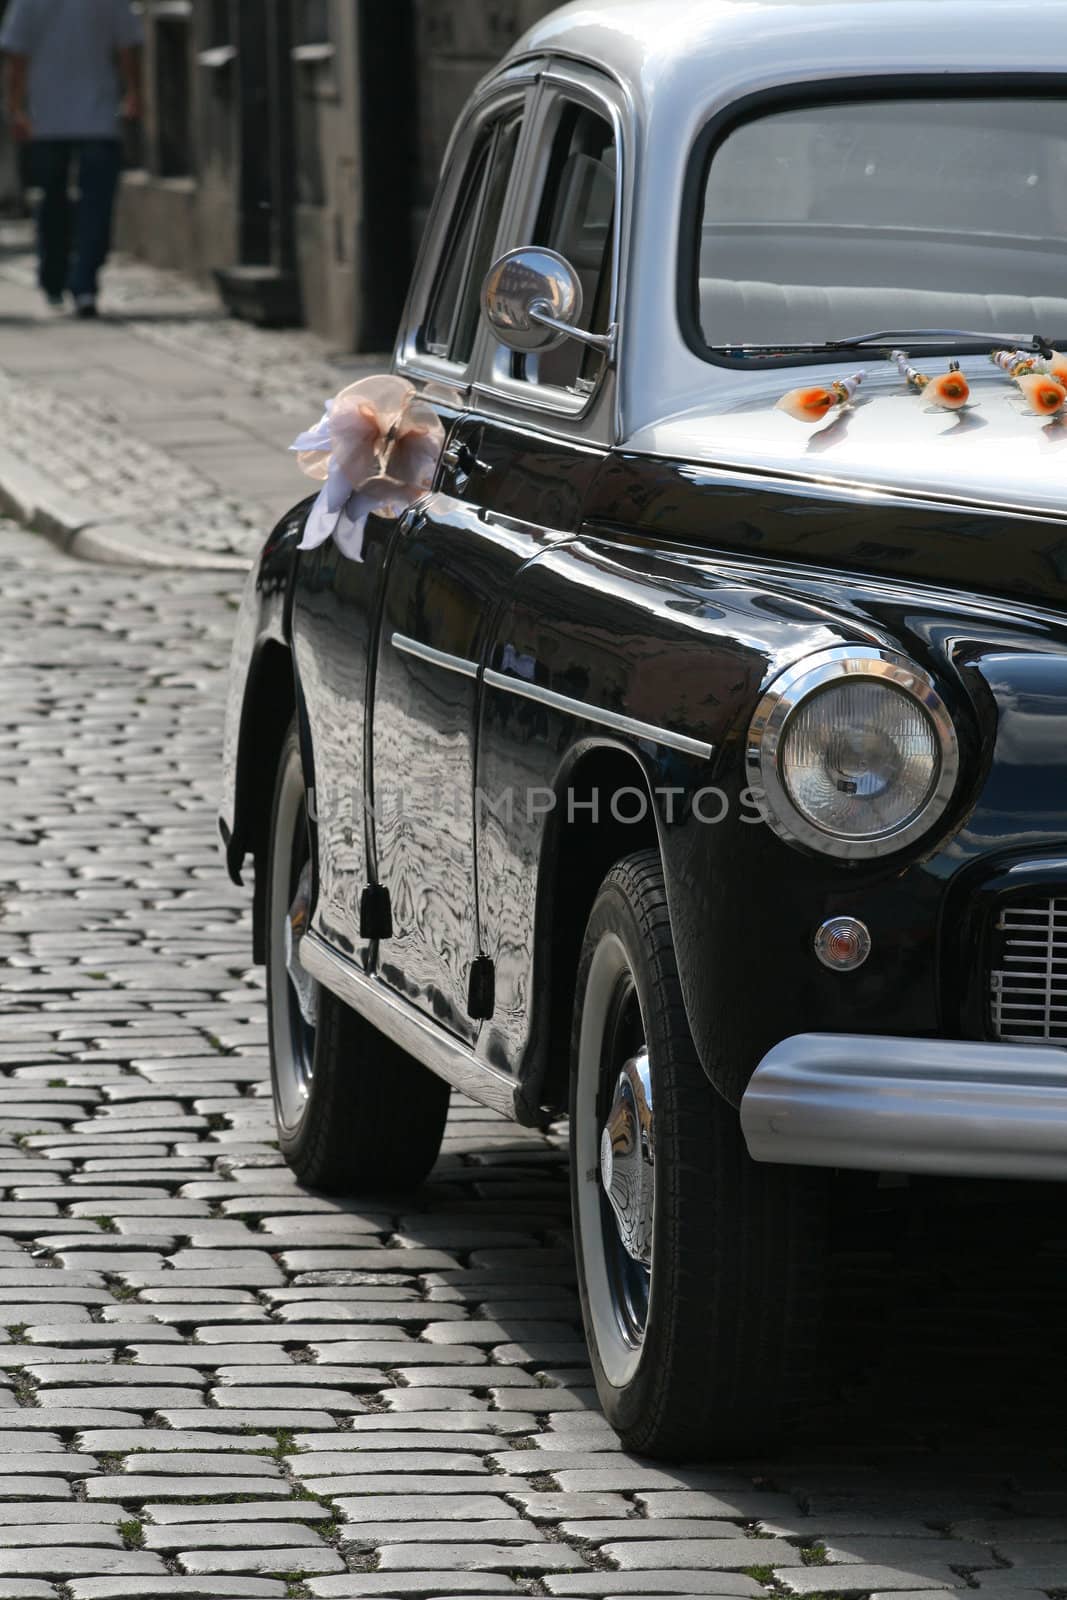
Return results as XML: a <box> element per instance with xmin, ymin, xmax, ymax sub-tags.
<box><xmin>515</xmin><ymin>101</ymin><xmax>617</xmax><ymax>393</ymax></box>
<box><xmin>420</xmin><ymin>110</ymin><xmax>523</xmax><ymax>366</ymax></box>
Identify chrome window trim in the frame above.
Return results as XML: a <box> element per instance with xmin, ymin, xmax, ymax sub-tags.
<box><xmin>538</xmin><ymin>65</ymin><xmax>627</xmax><ymax>352</ymax></box>
<box><xmin>472</xmin><ymin>61</ymin><xmax>632</xmax><ymax>444</ymax></box>
<box><xmin>485</xmin><ymin>666</ymin><xmax>714</xmax><ymax>760</ymax></box>
<box><xmin>474</xmin><ymin>371</ymin><xmax>591</xmax><ymax>421</ymax></box>
<box><xmin>391</xmin><ymin>633</ymin><xmax>479</xmax><ymax>680</ymax></box>
<box><xmin>746</xmin><ymin>645</ymin><xmax>960</xmax><ymax>860</ymax></box>
<box><xmin>394</xmin><ymin>72</ymin><xmax>540</xmax><ymax>388</ymax></box>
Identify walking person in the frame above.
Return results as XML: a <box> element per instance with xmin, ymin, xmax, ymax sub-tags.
<box><xmin>1</xmin><ymin>0</ymin><xmax>143</xmax><ymax>317</ymax></box>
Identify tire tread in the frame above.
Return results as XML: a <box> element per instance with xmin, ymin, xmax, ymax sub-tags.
<box><xmin>572</xmin><ymin>848</ymin><xmax>825</xmax><ymax>1458</ymax></box>
<box><xmin>266</xmin><ymin>722</ymin><xmax>450</xmax><ymax>1196</ymax></box>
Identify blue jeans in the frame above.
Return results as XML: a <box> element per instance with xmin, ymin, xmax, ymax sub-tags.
<box><xmin>30</xmin><ymin>139</ymin><xmax>122</xmax><ymax>301</ymax></box>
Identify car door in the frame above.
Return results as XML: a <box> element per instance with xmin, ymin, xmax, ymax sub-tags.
<box><xmin>293</xmin><ymin>74</ymin><xmax>529</xmax><ymax>985</ymax></box>
<box><xmin>469</xmin><ymin>69</ymin><xmax>626</xmax><ymax>1080</ymax></box>
<box><xmin>366</xmin><ymin>81</ymin><xmax>537</xmax><ymax>1043</ymax></box>
<box><xmin>369</xmin><ymin>67</ymin><xmax>623</xmax><ymax>1049</ymax></box>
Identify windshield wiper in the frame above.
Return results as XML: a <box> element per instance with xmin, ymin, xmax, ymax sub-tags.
<box><xmin>711</xmin><ymin>329</ymin><xmax>1057</xmax><ymax>357</ymax></box>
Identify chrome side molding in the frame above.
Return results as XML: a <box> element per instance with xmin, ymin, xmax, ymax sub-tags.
<box><xmin>391</xmin><ymin>630</ymin><xmax>715</xmax><ymax>760</ymax></box>
<box><xmin>391</xmin><ymin>633</ymin><xmax>479</xmax><ymax>679</ymax></box>
<box><xmin>299</xmin><ymin>930</ymin><xmax>520</xmax><ymax>1119</ymax></box>
<box><xmin>484</xmin><ymin>668</ymin><xmax>714</xmax><ymax>760</ymax></box>
<box><xmin>740</xmin><ymin>1032</ymin><xmax>1067</xmax><ymax>1181</ymax></box>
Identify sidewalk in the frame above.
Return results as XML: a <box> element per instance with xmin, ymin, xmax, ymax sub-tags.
<box><xmin>0</xmin><ymin>223</ymin><xmax>386</xmax><ymax>568</ymax></box>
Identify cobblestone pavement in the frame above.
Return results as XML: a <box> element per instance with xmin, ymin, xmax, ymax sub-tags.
<box><xmin>0</xmin><ymin>226</ymin><xmax>383</xmax><ymax>565</ymax></box>
<box><xmin>2</xmin><ymin>517</ymin><xmax>1067</xmax><ymax>1599</ymax></box>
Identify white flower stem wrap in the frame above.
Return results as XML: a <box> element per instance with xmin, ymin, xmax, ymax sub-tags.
<box><xmin>290</xmin><ymin>375</ymin><xmax>446</xmax><ymax>562</ymax></box>
<box><xmin>892</xmin><ymin>348</ymin><xmax>928</xmax><ymax>389</ymax></box>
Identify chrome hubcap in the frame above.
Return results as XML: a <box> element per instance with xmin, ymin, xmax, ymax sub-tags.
<box><xmin>284</xmin><ymin>861</ymin><xmax>318</xmax><ymax>1030</ymax></box>
<box><xmin>600</xmin><ymin>1048</ymin><xmax>654</xmax><ymax>1267</ymax></box>
<box><xmin>269</xmin><ymin>752</ymin><xmax>319</xmax><ymax>1136</ymax></box>
<box><xmin>576</xmin><ymin>933</ymin><xmax>652</xmax><ymax>1382</ymax></box>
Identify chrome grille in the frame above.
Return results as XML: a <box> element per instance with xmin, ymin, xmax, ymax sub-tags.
<box><xmin>990</xmin><ymin>895</ymin><xmax>1067</xmax><ymax>1043</ymax></box>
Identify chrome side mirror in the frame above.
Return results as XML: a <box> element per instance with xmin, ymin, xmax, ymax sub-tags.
<box><xmin>482</xmin><ymin>246</ymin><xmax>615</xmax><ymax>358</ymax></box>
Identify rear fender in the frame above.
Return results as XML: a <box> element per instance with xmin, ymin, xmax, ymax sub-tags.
<box><xmin>219</xmin><ymin>498</ymin><xmax>312</xmax><ymax>889</ymax></box>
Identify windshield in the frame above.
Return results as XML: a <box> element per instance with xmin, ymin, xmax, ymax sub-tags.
<box><xmin>690</xmin><ymin>95</ymin><xmax>1067</xmax><ymax>359</ymax></box>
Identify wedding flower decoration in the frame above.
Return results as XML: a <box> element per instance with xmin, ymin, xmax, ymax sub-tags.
<box><xmin>990</xmin><ymin>350</ymin><xmax>1067</xmax><ymax>414</ymax></box>
<box><xmin>775</xmin><ymin>370</ymin><xmax>866</xmax><ymax>423</ymax></box>
<box><xmin>989</xmin><ymin>347</ymin><xmax>1067</xmax><ymax>383</ymax></box>
<box><xmin>891</xmin><ymin>350</ymin><xmax>970</xmax><ymax>410</ymax></box>
<box><xmin>1016</xmin><ymin>372</ymin><xmax>1067</xmax><ymax>415</ymax></box>
<box><xmin>291</xmin><ymin>375</ymin><xmax>446</xmax><ymax>562</ymax></box>
<box><xmin>991</xmin><ymin>348</ymin><xmax>1042</xmax><ymax>378</ymax></box>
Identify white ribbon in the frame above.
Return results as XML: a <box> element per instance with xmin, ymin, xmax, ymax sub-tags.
<box><xmin>289</xmin><ymin>376</ymin><xmax>445</xmax><ymax>563</ymax></box>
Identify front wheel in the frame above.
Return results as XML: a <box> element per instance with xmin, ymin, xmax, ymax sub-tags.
<box><xmin>265</xmin><ymin>720</ymin><xmax>451</xmax><ymax>1193</ymax></box>
<box><xmin>570</xmin><ymin>849</ymin><xmax>826</xmax><ymax>1458</ymax></box>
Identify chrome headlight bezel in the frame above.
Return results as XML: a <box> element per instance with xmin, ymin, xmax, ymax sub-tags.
<box><xmin>746</xmin><ymin>646</ymin><xmax>960</xmax><ymax>860</ymax></box>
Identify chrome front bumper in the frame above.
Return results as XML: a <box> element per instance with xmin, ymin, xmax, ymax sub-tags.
<box><xmin>740</xmin><ymin>1033</ymin><xmax>1067</xmax><ymax>1180</ymax></box>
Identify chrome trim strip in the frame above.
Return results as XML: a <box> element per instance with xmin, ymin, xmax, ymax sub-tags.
<box><xmin>741</xmin><ymin>1032</ymin><xmax>1067</xmax><ymax>1181</ymax></box>
<box><xmin>299</xmin><ymin>931</ymin><xmax>519</xmax><ymax>1119</ymax></box>
<box><xmin>391</xmin><ymin>633</ymin><xmax>479</xmax><ymax>680</ymax></box>
<box><xmin>483</xmin><ymin>667</ymin><xmax>714</xmax><ymax>760</ymax></box>
<box><xmin>473</xmin><ymin>375</ymin><xmax>591</xmax><ymax>420</ymax></box>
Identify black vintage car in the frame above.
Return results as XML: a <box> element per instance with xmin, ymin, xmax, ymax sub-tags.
<box><xmin>221</xmin><ymin>0</ymin><xmax>1067</xmax><ymax>1455</ymax></box>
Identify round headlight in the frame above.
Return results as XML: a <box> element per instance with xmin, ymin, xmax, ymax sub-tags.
<box><xmin>747</xmin><ymin>648</ymin><xmax>959</xmax><ymax>859</ymax></box>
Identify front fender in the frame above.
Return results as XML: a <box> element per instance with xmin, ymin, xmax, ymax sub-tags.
<box><xmin>634</xmin><ymin>550</ymin><xmax>1067</xmax><ymax>1104</ymax></box>
<box><xmin>494</xmin><ymin>532</ymin><xmax>1063</xmax><ymax>1107</ymax></box>
<box><xmin>481</xmin><ymin>531</ymin><xmax>888</xmax><ymax>1105</ymax></box>
<box><xmin>219</xmin><ymin>497</ymin><xmax>312</xmax><ymax>883</ymax></box>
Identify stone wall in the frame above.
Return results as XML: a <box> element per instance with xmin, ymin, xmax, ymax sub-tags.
<box><xmin>112</xmin><ymin>0</ymin><xmax>567</xmax><ymax>351</ymax></box>
<box><xmin>289</xmin><ymin>0</ymin><xmax>363</xmax><ymax>346</ymax></box>
<box><xmin>411</xmin><ymin>0</ymin><xmax>562</xmax><ymax>239</ymax></box>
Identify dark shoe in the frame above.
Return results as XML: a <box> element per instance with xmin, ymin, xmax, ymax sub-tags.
<box><xmin>74</xmin><ymin>295</ymin><xmax>98</xmax><ymax>319</ymax></box>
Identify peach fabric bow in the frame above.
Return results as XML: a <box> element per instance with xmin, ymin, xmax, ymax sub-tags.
<box><xmin>290</xmin><ymin>375</ymin><xmax>445</xmax><ymax>561</ymax></box>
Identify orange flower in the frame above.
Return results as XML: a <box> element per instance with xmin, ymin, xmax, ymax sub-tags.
<box><xmin>1046</xmin><ymin>350</ymin><xmax>1067</xmax><ymax>384</ymax></box>
<box><xmin>1017</xmin><ymin>373</ymin><xmax>1067</xmax><ymax>414</ymax></box>
<box><xmin>775</xmin><ymin>385</ymin><xmax>837</xmax><ymax>423</ymax></box>
<box><xmin>926</xmin><ymin>370</ymin><xmax>970</xmax><ymax>410</ymax></box>
<box><xmin>776</xmin><ymin>370</ymin><xmax>864</xmax><ymax>422</ymax></box>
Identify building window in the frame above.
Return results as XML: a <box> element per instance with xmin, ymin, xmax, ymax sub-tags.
<box><xmin>209</xmin><ymin>0</ymin><xmax>230</xmax><ymax>44</ymax></box>
<box><xmin>154</xmin><ymin>1</ymin><xmax>193</xmax><ymax>177</ymax></box>
<box><xmin>297</xmin><ymin>0</ymin><xmax>331</xmax><ymax>44</ymax></box>
<box><xmin>291</xmin><ymin>0</ymin><xmax>334</xmax><ymax>208</ymax></box>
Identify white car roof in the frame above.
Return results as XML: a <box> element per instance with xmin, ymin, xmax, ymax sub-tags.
<box><xmin>497</xmin><ymin>0</ymin><xmax>1067</xmax><ymax>443</ymax></box>
<box><xmin>509</xmin><ymin>0</ymin><xmax>1067</xmax><ymax>102</ymax></box>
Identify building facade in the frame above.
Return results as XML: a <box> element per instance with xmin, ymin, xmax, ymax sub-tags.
<box><xmin>116</xmin><ymin>0</ymin><xmax>562</xmax><ymax>350</ymax></box>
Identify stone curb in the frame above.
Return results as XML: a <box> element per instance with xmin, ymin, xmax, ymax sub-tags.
<box><xmin>0</xmin><ymin>444</ymin><xmax>251</xmax><ymax>572</ymax></box>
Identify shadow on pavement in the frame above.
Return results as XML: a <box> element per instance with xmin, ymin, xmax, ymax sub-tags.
<box><xmin>401</xmin><ymin>1135</ymin><xmax>1067</xmax><ymax>1482</ymax></box>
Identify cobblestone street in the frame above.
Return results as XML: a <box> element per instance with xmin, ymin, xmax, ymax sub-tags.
<box><xmin>0</xmin><ymin>520</ymin><xmax>1066</xmax><ymax>1598</ymax></box>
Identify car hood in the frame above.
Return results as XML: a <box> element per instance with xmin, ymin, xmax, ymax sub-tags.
<box><xmin>625</xmin><ymin>357</ymin><xmax>1067</xmax><ymax>519</ymax></box>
